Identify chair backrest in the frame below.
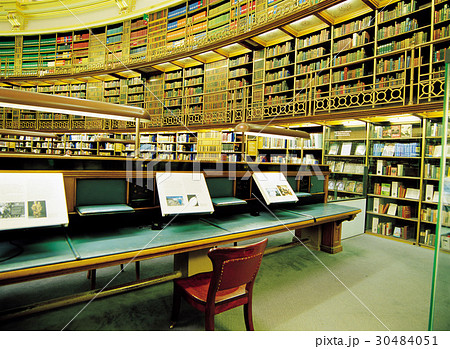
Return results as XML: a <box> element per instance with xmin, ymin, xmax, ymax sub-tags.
<box><xmin>207</xmin><ymin>238</ymin><xmax>268</xmax><ymax>294</ymax></box>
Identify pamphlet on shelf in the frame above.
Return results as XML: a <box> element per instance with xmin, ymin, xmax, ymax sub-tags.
<box><xmin>328</xmin><ymin>143</ymin><xmax>339</xmax><ymax>155</ymax></box>
<box><xmin>405</xmin><ymin>188</ymin><xmax>420</xmax><ymax>200</ymax></box>
<box><xmin>432</xmin><ymin>191</ymin><xmax>439</xmax><ymax>203</ymax></box>
<box><xmin>354</xmin><ymin>143</ymin><xmax>366</xmax><ymax>156</ymax></box>
<box><xmin>391</xmin><ymin>181</ymin><xmax>398</xmax><ymax>197</ymax></box>
<box><xmin>382</xmin><ymin>143</ymin><xmax>395</xmax><ymax>156</ymax></box>
<box><xmin>252</xmin><ymin>172</ymin><xmax>298</xmax><ymax>205</ymax></box>
<box><xmin>156</xmin><ymin>172</ymin><xmax>214</xmax><ymax>216</ymax></box>
<box><xmin>0</xmin><ymin>173</ymin><xmax>68</xmax><ymax>231</ymax></box>
<box><xmin>401</xmin><ymin>124</ymin><xmax>412</xmax><ymax>138</ymax></box>
<box><xmin>373</xmin><ymin>197</ymin><xmax>380</xmax><ymax>213</ymax></box>
<box><xmin>372</xmin><ymin>217</ymin><xmax>379</xmax><ymax>234</ymax></box>
<box><xmin>340</xmin><ymin>142</ymin><xmax>352</xmax><ymax>156</ymax></box>
<box><xmin>425</xmin><ymin>184</ymin><xmax>434</xmax><ymax>202</ymax></box>
<box><xmin>376</xmin><ymin>160</ymin><xmax>386</xmax><ymax>175</ymax></box>
<box><xmin>387</xmin><ymin>203</ymin><xmax>397</xmax><ymax>216</ymax></box>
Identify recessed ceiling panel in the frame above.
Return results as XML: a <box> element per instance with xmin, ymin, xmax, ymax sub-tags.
<box><xmin>215</xmin><ymin>43</ymin><xmax>250</xmax><ymax>58</ymax></box>
<box><xmin>192</xmin><ymin>51</ymin><xmax>226</xmax><ymax>63</ymax></box>
<box><xmin>321</xmin><ymin>0</ymin><xmax>372</xmax><ymax>25</ymax></box>
<box><xmin>284</xmin><ymin>15</ymin><xmax>328</xmax><ymax>37</ymax></box>
<box><xmin>252</xmin><ymin>28</ymin><xmax>293</xmax><ymax>47</ymax></box>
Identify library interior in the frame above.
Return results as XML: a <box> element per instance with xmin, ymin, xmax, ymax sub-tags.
<box><xmin>0</xmin><ymin>0</ymin><xmax>449</xmax><ymax>331</ymax></box>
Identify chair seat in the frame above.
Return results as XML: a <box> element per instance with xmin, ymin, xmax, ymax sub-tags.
<box><xmin>176</xmin><ymin>272</ymin><xmax>247</xmax><ymax>305</ymax></box>
<box><xmin>175</xmin><ymin>272</ymin><xmax>248</xmax><ymax>315</ymax></box>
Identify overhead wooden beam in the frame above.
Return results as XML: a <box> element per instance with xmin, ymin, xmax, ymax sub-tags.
<box><xmin>360</xmin><ymin>0</ymin><xmax>378</xmax><ymax>10</ymax></box>
<box><xmin>314</xmin><ymin>12</ymin><xmax>334</xmax><ymax>26</ymax></box>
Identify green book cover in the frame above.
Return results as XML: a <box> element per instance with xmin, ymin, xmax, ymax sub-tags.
<box><xmin>381</xmin><ymin>183</ymin><xmax>391</xmax><ymax>196</ymax></box>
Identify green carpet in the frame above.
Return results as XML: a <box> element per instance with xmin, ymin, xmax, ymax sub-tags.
<box><xmin>0</xmin><ymin>233</ymin><xmax>448</xmax><ymax>331</ymax></box>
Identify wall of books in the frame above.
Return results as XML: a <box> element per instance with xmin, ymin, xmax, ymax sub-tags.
<box><xmin>1</xmin><ymin>0</ymin><xmax>448</xmax><ymax>133</ymax></box>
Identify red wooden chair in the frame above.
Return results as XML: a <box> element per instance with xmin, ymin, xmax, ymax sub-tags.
<box><xmin>170</xmin><ymin>238</ymin><xmax>268</xmax><ymax>331</ymax></box>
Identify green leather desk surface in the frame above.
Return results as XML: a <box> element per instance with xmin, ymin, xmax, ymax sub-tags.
<box><xmin>202</xmin><ymin>209</ymin><xmax>312</xmax><ymax>234</ymax></box>
<box><xmin>0</xmin><ymin>203</ymin><xmax>358</xmax><ymax>273</ymax></box>
<box><xmin>0</xmin><ymin>233</ymin><xmax>75</xmax><ymax>273</ymax></box>
<box><xmin>67</xmin><ymin>219</ymin><xmax>228</xmax><ymax>259</ymax></box>
<box><xmin>283</xmin><ymin>203</ymin><xmax>359</xmax><ymax>220</ymax></box>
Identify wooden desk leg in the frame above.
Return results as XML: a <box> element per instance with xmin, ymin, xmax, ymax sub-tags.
<box><xmin>135</xmin><ymin>261</ymin><xmax>141</xmax><ymax>280</ymax></box>
<box><xmin>320</xmin><ymin>221</ymin><xmax>343</xmax><ymax>254</ymax></box>
<box><xmin>90</xmin><ymin>269</ymin><xmax>97</xmax><ymax>290</ymax></box>
<box><xmin>294</xmin><ymin>227</ymin><xmax>321</xmax><ymax>251</ymax></box>
<box><xmin>174</xmin><ymin>249</ymin><xmax>212</xmax><ymax>278</ymax></box>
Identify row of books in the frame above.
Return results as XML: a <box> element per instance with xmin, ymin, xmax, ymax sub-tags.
<box><xmin>371</xmin><ymin>219</ymin><xmax>412</xmax><ymax>239</ymax></box>
<box><xmin>373</xmin><ymin>200</ymin><xmax>412</xmax><ymax>218</ymax></box>
<box><xmin>333</xmin><ymin>31</ymin><xmax>370</xmax><ymax>52</ymax></box>
<box><xmin>373</xmin><ymin>182</ymin><xmax>418</xmax><ymax>199</ymax></box>
<box><xmin>333</xmin><ymin>15</ymin><xmax>373</xmax><ymax>38</ymax></box>
<box><xmin>372</xmin><ymin>142</ymin><xmax>420</xmax><ymax>157</ymax></box>
<box><xmin>375</xmin><ymin>160</ymin><xmax>407</xmax><ymax>176</ymax></box>
<box><xmin>328</xmin><ymin>161</ymin><xmax>365</xmax><ymax>174</ymax></box>
<box><xmin>418</xmin><ymin>231</ymin><xmax>450</xmax><ymax>250</ymax></box>
<box><xmin>328</xmin><ymin>142</ymin><xmax>366</xmax><ymax>156</ymax></box>
<box><xmin>425</xmin><ymin>145</ymin><xmax>450</xmax><ymax>158</ymax></box>
<box><xmin>377</xmin><ymin>18</ymin><xmax>419</xmax><ymax>39</ymax></box>
<box><xmin>373</xmin><ymin>124</ymin><xmax>413</xmax><ymax>139</ymax></box>
<box><xmin>329</xmin><ymin>179</ymin><xmax>364</xmax><ymax>194</ymax></box>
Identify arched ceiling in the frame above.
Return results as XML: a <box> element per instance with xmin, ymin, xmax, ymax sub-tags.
<box><xmin>0</xmin><ymin>0</ymin><xmax>170</xmax><ymax>34</ymax></box>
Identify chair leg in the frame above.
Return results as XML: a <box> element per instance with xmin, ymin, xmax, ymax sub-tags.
<box><xmin>244</xmin><ymin>302</ymin><xmax>254</xmax><ymax>331</ymax></box>
<box><xmin>205</xmin><ymin>309</ymin><xmax>215</xmax><ymax>331</ymax></box>
<box><xmin>170</xmin><ymin>285</ymin><xmax>181</xmax><ymax>329</ymax></box>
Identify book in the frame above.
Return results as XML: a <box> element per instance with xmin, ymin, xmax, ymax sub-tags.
<box><xmin>382</xmin><ymin>143</ymin><xmax>396</xmax><ymax>156</ymax></box>
<box><xmin>397</xmin><ymin>164</ymin><xmax>404</xmax><ymax>176</ymax></box>
<box><xmin>372</xmin><ymin>217</ymin><xmax>379</xmax><ymax>234</ymax></box>
<box><xmin>336</xmin><ymin>180</ymin><xmax>345</xmax><ymax>191</ymax></box>
<box><xmin>393</xmin><ymin>227</ymin><xmax>402</xmax><ymax>238</ymax></box>
<box><xmin>432</xmin><ymin>191</ymin><xmax>439</xmax><ymax>203</ymax></box>
<box><xmin>391</xmin><ymin>167</ymin><xmax>398</xmax><ymax>176</ymax></box>
<box><xmin>345</xmin><ymin>180</ymin><xmax>356</xmax><ymax>192</ymax></box>
<box><xmin>334</xmin><ymin>161</ymin><xmax>344</xmax><ymax>172</ymax></box>
<box><xmin>327</xmin><ymin>161</ymin><xmax>336</xmax><ymax>171</ymax></box>
<box><xmin>405</xmin><ymin>188</ymin><xmax>420</xmax><ymax>200</ymax></box>
<box><xmin>425</xmin><ymin>184</ymin><xmax>434</xmax><ymax>201</ymax></box>
<box><xmin>355</xmin><ymin>182</ymin><xmax>364</xmax><ymax>193</ymax></box>
<box><xmin>376</xmin><ymin>160</ymin><xmax>386</xmax><ymax>175</ymax></box>
<box><xmin>354</xmin><ymin>143</ymin><xmax>366</xmax><ymax>155</ymax></box>
<box><xmin>328</xmin><ymin>143</ymin><xmax>339</xmax><ymax>155</ymax></box>
<box><xmin>391</xmin><ymin>181</ymin><xmax>399</xmax><ymax>197</ymax></box>
<box><xmin>401</xmin><ymin>124</ymin><xmax>412</xmax><ymax>137</ymax></box>
<box><xmin>387</xmin><ymin>203</ymin><xmax>398</xmax><ymax>216</ymax></box>
<box><xmin>390</xmin><ymin>125</ymin><xmax>401</xmax><ymax>138</ymax></box>
<box><xmin>373</xmin><ymin>197</ymin><xmax>380</xmax><ymax>212</ymax></box>
<box><xmin>381</xmin><ymin>183</ymin><xmax>391</xmax><ymax>196</ymax></box>
<box><xmin>341</xmin><ymin>142</ymin><xmax>352</xmax><ymax>155</ymax></box>
<box><xmin>328</xmin><ymin>179</ymin><xmax>336</xmax><ymax>190</ymax></box>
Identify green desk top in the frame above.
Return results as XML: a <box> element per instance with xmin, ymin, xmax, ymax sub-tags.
<box><xmin>67</xmin><ymin>218</ymin><xmax>228</xmax><ymax>259</ymax></box>
<box><xmin>283</xmin><ymin>203</ymin><xmax>360</xmax><ymax>220</ymax></box>
<box><xmin>0</xmin><ymin>203</ymin><xmax>359</xmax><ymax>273</ymax></box>
<box><xmin>0</xmin><ymin>233</ymin><xmax>76</xmax><ymax>273</ymax></box>
<box><xmin>202</xmin><ymin>209</ymin><xmax>311</xmax><ymax>234</ymax></box>
<box><xmin>76</xmin><ymin>204</ymin><xmax>135</xmax><ymax>216</ymax></box>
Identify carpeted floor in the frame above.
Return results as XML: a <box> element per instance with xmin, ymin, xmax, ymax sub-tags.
<box><xmin>0</xmin><ymin>233</ymin><xmax>448</xmax><ymax>331</ymax></box>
